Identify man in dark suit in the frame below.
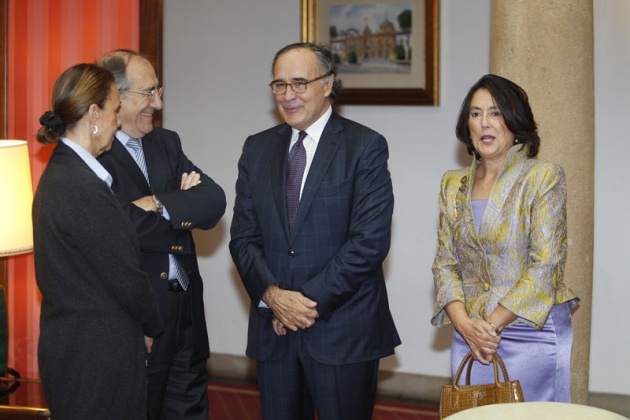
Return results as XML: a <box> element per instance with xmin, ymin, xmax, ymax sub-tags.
<box><xmin>229</xmin><ymin>42</ymin><xmax>401</xmax><ymax>420</ymax></box>
<box><xmin>97</xmin><ymin>50</ymin><xmax>226</xmax><ymax>420</ymax></box>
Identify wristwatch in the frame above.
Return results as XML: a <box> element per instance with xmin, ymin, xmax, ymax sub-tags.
<box><xmin>152</xmin><ymin>195</ymin><xmax>163</xmax><ymax>216</ymax></box>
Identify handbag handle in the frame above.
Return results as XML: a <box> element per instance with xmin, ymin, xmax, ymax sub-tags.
<box><xmin>453</xmin><ymin>352</ymin><xmax>511</xmax><ymax>390</ymax></box>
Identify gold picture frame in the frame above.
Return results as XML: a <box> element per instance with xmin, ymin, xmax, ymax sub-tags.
<box><xmin>301</xmin><ymin>0</ymin><xmax>439</xmax><ymax>106</ymax></box>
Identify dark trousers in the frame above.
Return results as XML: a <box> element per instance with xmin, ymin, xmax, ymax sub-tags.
<box><xmin>146</xmin><ymin>286</ymin><xmax>209</xmax><ymax>420</ymax></box>
<box><xmin>256</xmin><ymin>330</ymin><xmax>379</xmax><ymax>420</ymax></box>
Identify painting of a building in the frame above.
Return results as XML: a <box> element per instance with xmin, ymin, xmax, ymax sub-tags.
<box><xmin>329</xmin><ymin>4</ymin><xmax>412</xmax><ymax>74</ymax></box>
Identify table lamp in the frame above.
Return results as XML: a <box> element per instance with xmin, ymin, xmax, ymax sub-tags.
<box><xmin>0</xmin><ymin>140</ymin><xmax>34</xmax><ymax>384</ymax></box>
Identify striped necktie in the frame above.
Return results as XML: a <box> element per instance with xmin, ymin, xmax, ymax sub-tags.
<box><xmin>126</xmin><ymin>138</ymin><xmax>150</xmax><ymax>185</ymax></box>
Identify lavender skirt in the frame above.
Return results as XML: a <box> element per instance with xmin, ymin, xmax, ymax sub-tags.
<box><xmin>450</xmin><ymin>303</ymin><xmax>573</xmax><ymax>402</ymax></box>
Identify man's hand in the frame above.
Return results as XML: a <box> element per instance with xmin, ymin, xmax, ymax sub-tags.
<box><xmin>263</xmin><ymin>285</ymin><xmax>319</xmax><ymax>332</ymax></box>
<box><xmin>130</xmin><ymin>172</ymin><xmax>200</xmax><ymax>212</ymax></box>
<box><xmin>272</xmin><ymin>316</ymin><xmax>287</xmax><ymax>336</ymax></box>
<box><xmin>180</xmin><ymin>171</ymin><xmax>201</xmax><ymax>190</ymax></box>
<box><xmin>132</xmin><ymin>195</ymin><xmax>157</xmax><ymax>212</ymax></box>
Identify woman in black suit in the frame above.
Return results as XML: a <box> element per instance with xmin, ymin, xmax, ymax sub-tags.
<box><xmin>32</xmin><ymin>63</ymin><xmax>164</xmax><ymax>420</ymax></box>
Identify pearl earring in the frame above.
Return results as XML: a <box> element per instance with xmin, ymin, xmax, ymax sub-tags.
<box><xmin>92</xmin><ymin>125</ymin><xmax>99</xmax><ymax>134</ymax></box>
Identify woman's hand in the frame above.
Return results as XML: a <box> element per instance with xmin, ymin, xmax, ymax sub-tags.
<box><xmin>445</xmin><ymin>301</ymin><xmax>501</xmax><ymax>365</ymax></box>
<box><xmin>457</xmin><ymin>318</ymin><xmax>501</xmax><ymax>364</ymax></box>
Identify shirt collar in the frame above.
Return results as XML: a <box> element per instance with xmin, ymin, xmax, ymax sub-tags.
<box><xmin>292</xmin><ymin>105</ymin><xmax>332</xmax><ymax>144</ymax></box>
<box><xmin>115</xmin><ymin>130</ymin><xmax>137</xmax><ymax>147</ymax></box>
<box><xmin>60</xmin><ymin>137</ymin><xmax>113</xmax><ymax>187</ymax></box>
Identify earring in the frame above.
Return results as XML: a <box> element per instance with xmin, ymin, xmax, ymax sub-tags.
<box><xmin>514</xmin><ymin>138</ymin><xmax>519</xmax><ymax>144</ymax></box>
<box><xmin>92</xmin><ymin>125</ymin><xmax>99</xmax><ymax>134</ymax></box>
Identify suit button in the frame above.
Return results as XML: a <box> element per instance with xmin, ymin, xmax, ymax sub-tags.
<box><xmin>160</xmin><ymin>272</ymin><xmax>168</xmax><ymax>280</ymax></box>
<box><xmin>288</xmin><ymin>250</ymin><xmax>295</xmax><ymax>257</ymax></box>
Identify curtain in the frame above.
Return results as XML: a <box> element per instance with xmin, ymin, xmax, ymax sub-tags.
<box><xmin>6</xmin><ymin>0</ymin><xmax>139</xmax><ymax>383</ymax></box>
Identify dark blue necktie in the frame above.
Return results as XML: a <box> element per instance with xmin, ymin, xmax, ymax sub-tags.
<box><xmin>286</xmin><ymin>131</ymin><xmax>307</xmax><ymax>236</ymax></box>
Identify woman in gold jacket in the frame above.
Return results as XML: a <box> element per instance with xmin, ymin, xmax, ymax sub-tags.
<box><xmin>432</xmin><ymin>74</ymin><xmax>579</xmax><ymax>402</ymax></box>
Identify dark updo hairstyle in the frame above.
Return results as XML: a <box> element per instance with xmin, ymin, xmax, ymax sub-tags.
<box><xmin>455</xmin><ymin>74</ymin><xmax>540</xmax><ymax>159</ymax></box>
<box><xmin>37</xmin><ymin>63</ymin><xmax>115</xmax><ymax>144</ymax></box>
<box><xmin>272</xmin><ymin>42</ymin><xmax>343</xmax><ymax>103</ymax></box>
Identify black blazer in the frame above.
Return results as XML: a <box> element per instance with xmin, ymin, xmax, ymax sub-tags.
<box><xmin>34</xmin><ymin>142</ymin><xmax>164</xmax><ymax>419</ymax></box>
<box><xmin>98</xmin><ymin>126</ymin><xmax>226</xmax><ymax>358</ymax></box>
<box><xmin>230</xmin><ymin>111</ymin><xmax>401</xmax><ymax>364</ymax></box>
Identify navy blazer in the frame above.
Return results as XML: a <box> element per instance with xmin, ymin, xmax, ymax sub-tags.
<box><xmin>230</xmin><ymin>111</ymin><xmax>401</xmax><ymax>364</ymax></box>
<box><xmin>98</xmin><ymin>126</ymin><xmax>226</xmax><ymax>358</ymax></box>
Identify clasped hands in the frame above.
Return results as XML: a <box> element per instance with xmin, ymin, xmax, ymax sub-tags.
<box><xmin>460</xmin><ymin>318</ymin><xmax>502</xmax><ymax>365</ymax></box>
<box><xmin>263</xmin><ymin>285</ymin><xmax>319</xmax><ymax>336</ymax></box>
<box><xmin>132</xmin><ymin>171</ymin><xmax>202</xmax><ymax>211</ymax></box>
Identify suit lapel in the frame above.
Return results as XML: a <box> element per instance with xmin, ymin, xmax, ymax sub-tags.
<box><xmin>455</xmin><ymin>166</ymin><xmax>478</xmax><ymax>242</ymax></box>
<box><xmin>271</xmin><ymin>125</ymin><xmax>292</xmax><ymax>241</ymax></box>
<box><xmin>478</xmin><ymin>146</ymin><xmax>526</xmax><ymax>237</ymax></box>
<box><xmin>142</xmin><ymin>134</ymin><xmax>168</xmax><ymax>192</ymax></box>
<box><xmin>291</xmin><ymin>113</ymin><xmax>344</xmax><ymax>239</ymax></box>
<box><xmin>111</xmin><ymin>138</ymin><xmax>151</xmax><ymax>194</ymax></box>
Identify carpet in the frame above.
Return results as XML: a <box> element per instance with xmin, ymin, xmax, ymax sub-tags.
<box><xmin>208</xmin><ymin>382</ymin><xmax>439</xmax><ymax>419</ymax></box>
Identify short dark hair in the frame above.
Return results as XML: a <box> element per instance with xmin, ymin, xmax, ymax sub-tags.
<box><xmin>272</xmin><ymin>42</ymin><xmax>343</xmax><ymax>103</ymax></box>
<box><xmin>455</xmin><ymin>74</ymin><xmax>540</xmax><ymax>158</ymax></box>
<box><xmin>37</xmin><ymin>63</ymin><xmax>114</xmax><ymax>144</ymax></box>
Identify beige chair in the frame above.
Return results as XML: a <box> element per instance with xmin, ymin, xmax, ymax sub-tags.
<box><xmin>446</xmin><ymin>402</ymin><xmax>629</xmax><ymax>419</ymax></box>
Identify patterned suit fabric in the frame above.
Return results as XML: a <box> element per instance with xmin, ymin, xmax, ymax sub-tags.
<box><xmin>230</xmin><ymin>111</ymin><xmax>401</xmax><ymax>365</ymax></box>
<box><xmin>432</xmin><ymin>146</ymin><xmax>579</xmax><ymax>329</ymax></box>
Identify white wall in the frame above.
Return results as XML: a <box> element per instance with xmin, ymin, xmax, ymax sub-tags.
<box><xmin>591</xmin><ymin>0</ymin><xmax>630</xmax><ymax>394</ymax></box>
<box><xmin>162</xmin><ymin>0</ymin><xmax>629</xmax><ymax>394</ymax></box>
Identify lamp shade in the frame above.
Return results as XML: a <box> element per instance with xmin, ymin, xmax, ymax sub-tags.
<box><xmin>0</xmin><ymin>140</ymin><xmax>34</xmax><ymax>257</ymax></box>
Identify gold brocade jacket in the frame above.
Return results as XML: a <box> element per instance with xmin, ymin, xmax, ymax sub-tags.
<box><xmin>431</xmin><ymin>146</ymin><xmax>579</xmax><ymax>329</ymax></box>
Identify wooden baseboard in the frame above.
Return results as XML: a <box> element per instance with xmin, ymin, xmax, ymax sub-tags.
<box><xmin>206</xmin><ymin>352</ymin><xmax>630</xmax><ymax>417</ymax></box>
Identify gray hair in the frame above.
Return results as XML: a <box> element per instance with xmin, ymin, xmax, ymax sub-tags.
<box><xmin>272</xmin><ymin>42</ymin><xmax>343</xmax><ymax>103</ymax></box>
<box><xmin>97</xmin><ymin>49</ymin><xmax>145</xmax><ymax>94</ymax></box>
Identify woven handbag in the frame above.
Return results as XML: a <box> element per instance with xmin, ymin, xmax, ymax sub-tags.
<box><xmin>439</xmin><ymin>352</ymin><xmax>524</xmax><ymax>418</ymax></box>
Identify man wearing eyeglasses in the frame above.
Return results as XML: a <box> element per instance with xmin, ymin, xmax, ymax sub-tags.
<box><xmin>230</xmin><ymin>42</ymin><xmax>400</xmax><ymax>420</ymax></box>
<box><xmin>97</xmin><ymin>50</ymin><xmax>226</xmax><ymax>420</ymax></box>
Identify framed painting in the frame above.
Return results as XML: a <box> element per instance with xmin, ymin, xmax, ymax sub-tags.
<box><xmin>301</xmin><ymin>0</ymin><xmax>439</xmax><ymax>106</ymax></box>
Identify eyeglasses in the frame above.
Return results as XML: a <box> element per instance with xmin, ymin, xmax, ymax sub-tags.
<box><xmin>123</xmin><ymin>86</ymin><xmax>163</xmax><ymax>101</ymax></box>
<box><xmin>269</xmin><ymin>73</ymin><xmax>332</xmax><ymax>95</ymax></box>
